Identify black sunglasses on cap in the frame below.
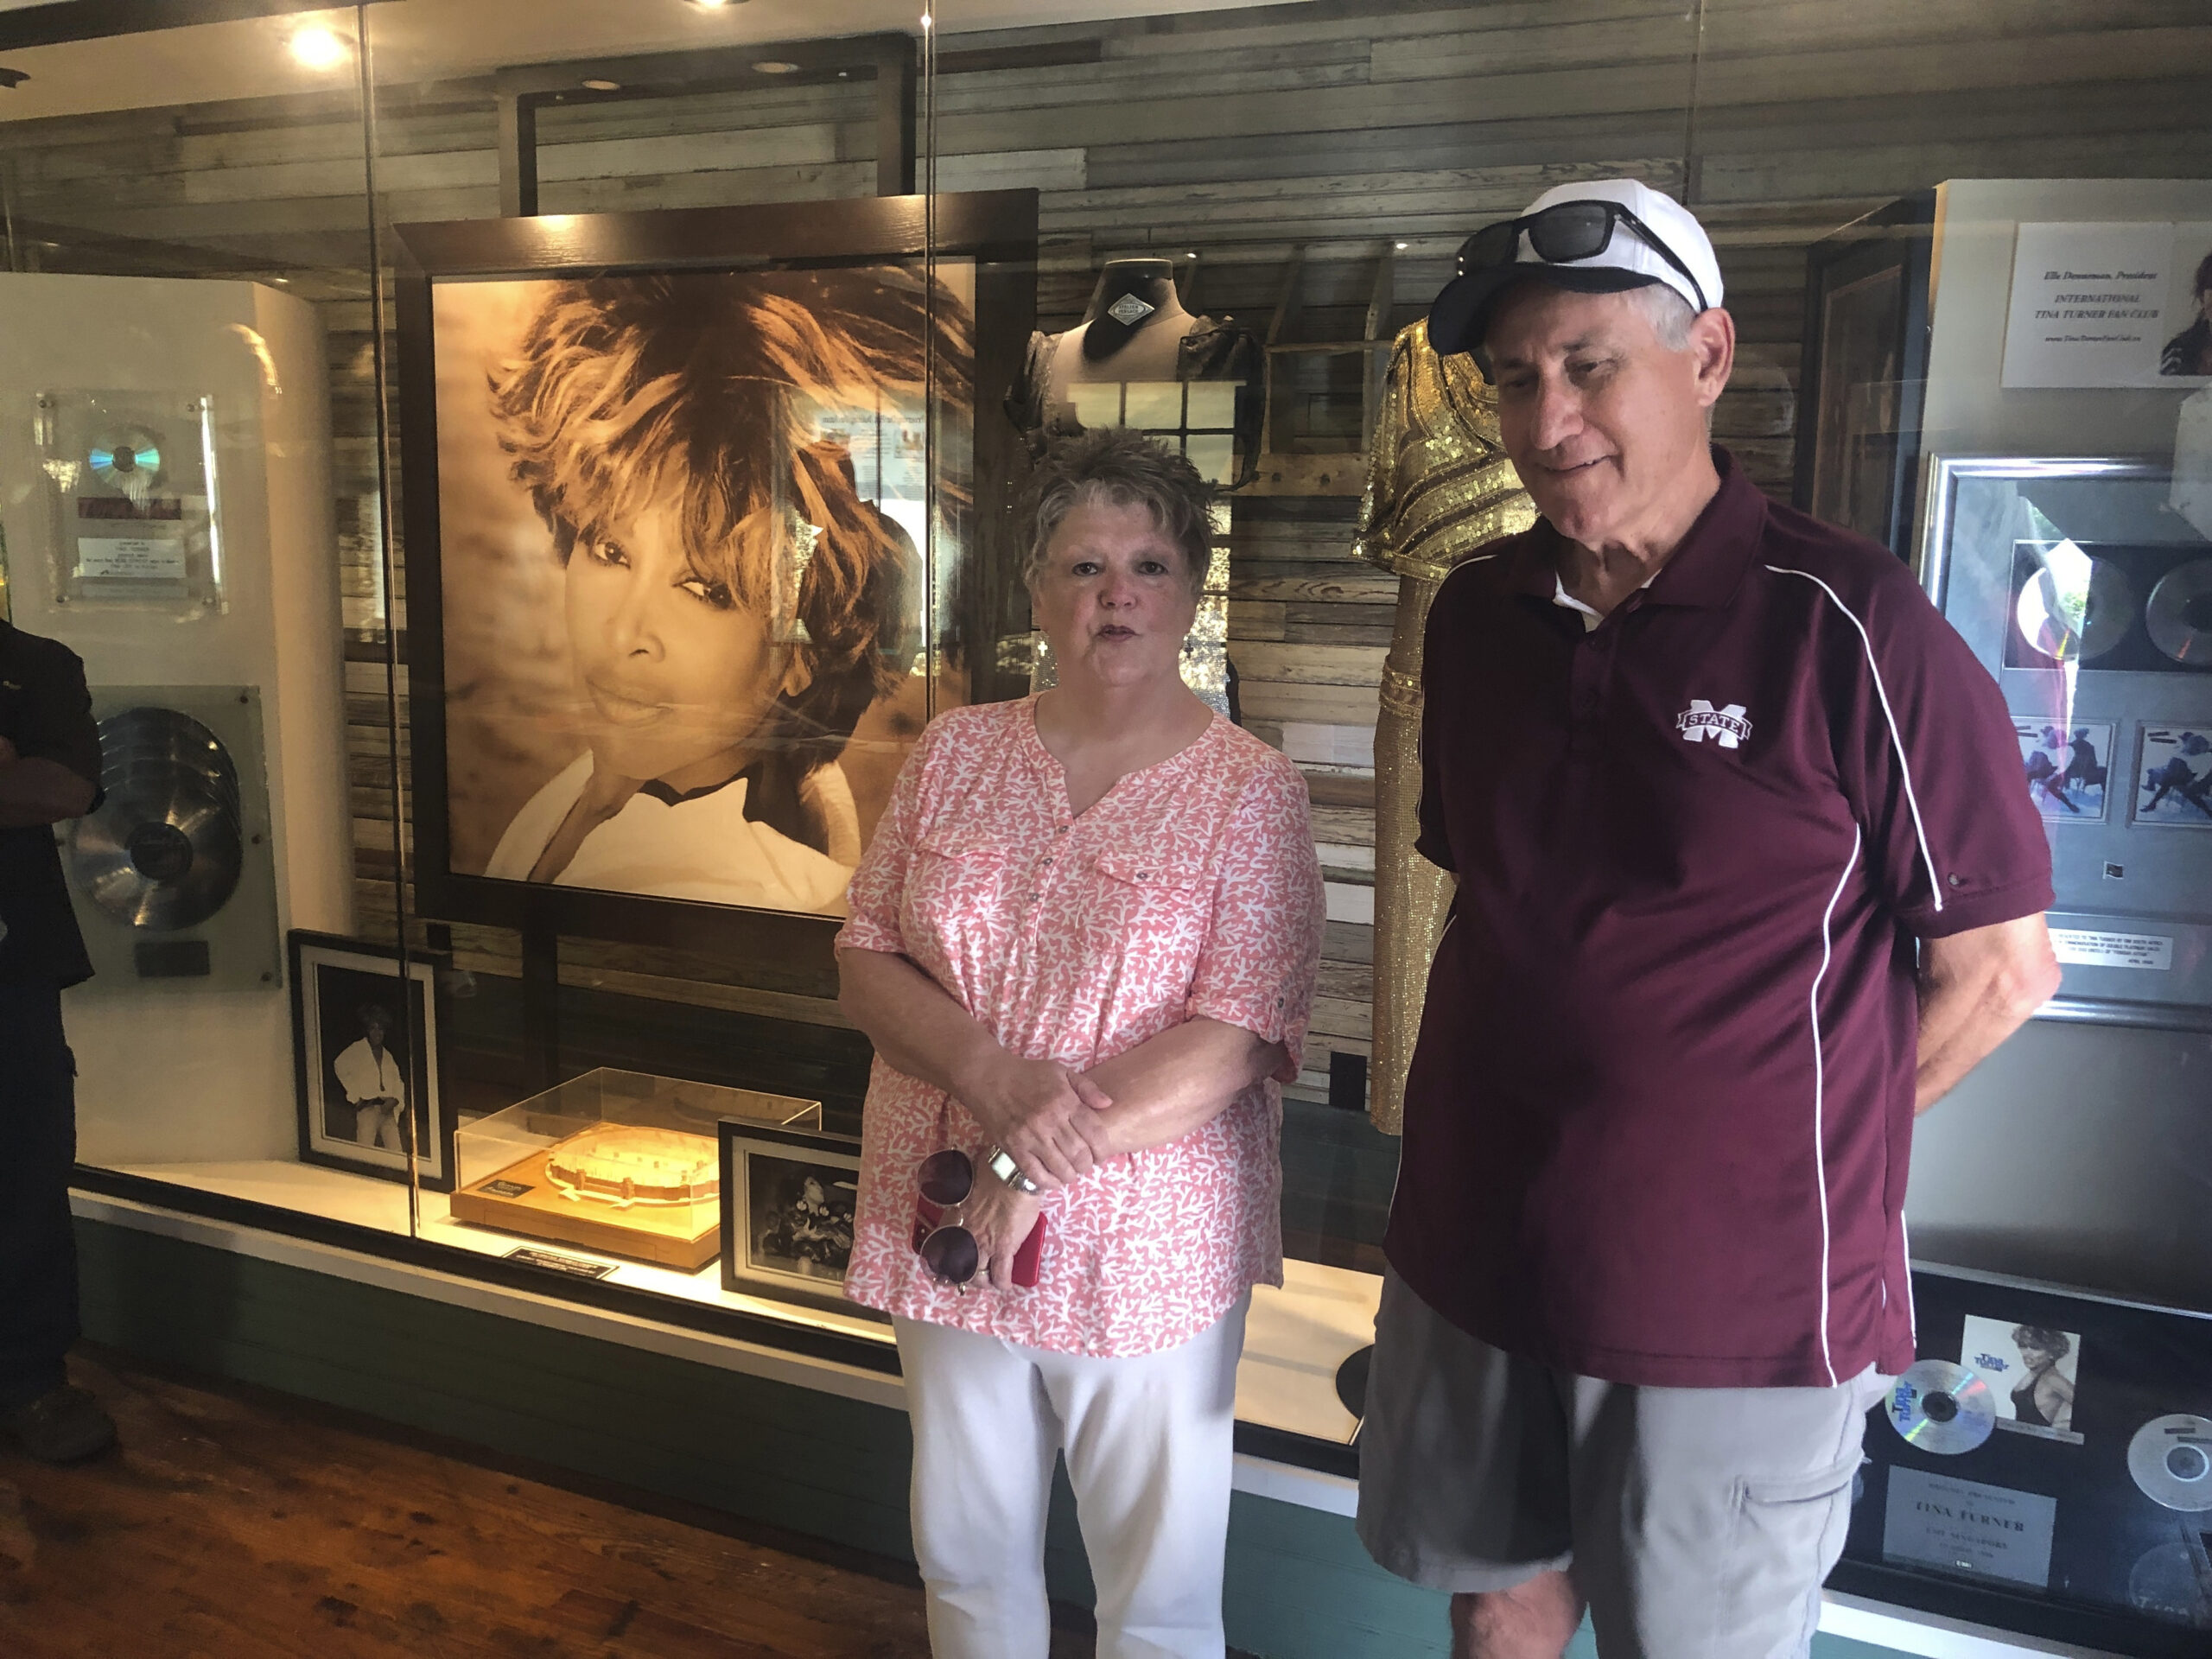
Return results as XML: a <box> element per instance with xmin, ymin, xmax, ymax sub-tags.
<box><xmin>1453</xmin><ymin>200</ymin><xmax>1710</xmax><ymax>315</ymax></box>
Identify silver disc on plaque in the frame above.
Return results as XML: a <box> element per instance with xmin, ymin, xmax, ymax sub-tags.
<box><xmin>2128</xmin><ymin>1414</ymin><xmax>2212</xmax><ymax>1512</ymax></box>
<box><xmin>65</xmin><ymin>707</ymin><xmax>245</xmax><ymax>932</ymax></box>
<box><xmin>2014</xmin><ymin>556</ymin><xmax>2134</xmax><ymax>664</ymax></box>
<box><xmin>86</xmin><ymin>425</ymin><xmax>166</xmax><ymax>502</ymax></box>
<box><xmin>2145</xmin><ymin>559</ymin><xmax>2212</xmax><ymax>666</ymax></box>
<box><xmin>1886</xmin><ymin>1358</ymin><xmax>1997</xmax><ymax>1455</ymax></box>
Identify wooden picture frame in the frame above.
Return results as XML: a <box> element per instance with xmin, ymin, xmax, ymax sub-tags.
<box><xmin>391</xmin><ymin>191</ymin><xmax>1037</xmax><ymax>980</ymax></box>
<box><xmin>717</xmin><ymin>1119</ymin><xmax>880</xmax><ymax>1320</ymax></box>
<box><xmin>289</xmin><ymin>929</ymin><xmax>452</xmax><ymax>1192</ymax></box>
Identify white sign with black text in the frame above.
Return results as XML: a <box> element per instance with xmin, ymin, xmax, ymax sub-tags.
<box><xmin>2002</xmin><ymin>221</ymin><xmax>2212</xmax><ymax>388</ymax></box>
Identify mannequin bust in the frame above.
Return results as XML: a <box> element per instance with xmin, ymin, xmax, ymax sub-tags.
<box><xmin>1055</xmin><ymin>258</ymin><xmax>1200</xmax><ymax>386</ymax></box>
<box><xmin>1005</xmin><ymin>257</ymin><xmax>1260</xmax><ymax>467</ymax></box>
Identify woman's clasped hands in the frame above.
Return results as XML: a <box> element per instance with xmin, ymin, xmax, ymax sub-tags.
<box><xmin>948</xmin><ymin>1051</ymin><xmax>1116</xmax><ymax>1291</ymax></box>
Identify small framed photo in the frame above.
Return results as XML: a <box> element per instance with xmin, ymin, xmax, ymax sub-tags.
<box><xmin>1959</xmin><ymin>1313</ymin><xmax>2085</xmax><ymax>1445</ymax></box>
<box><xmin>718</xmin><ymin>1120</ymin><xmax>876</xmax><ymax>1319</ymax></box>
<box><xmin>2012</xmin><ymin>718</ymin><xmax>2113</xmax><ymax>823</ymax></box>
<box><xmin>2130</xmin><ymin>725</ymin><xmax>2212</xmax><ymax>829</ymax></box>
<box><xmin>288</xmin><ymin>930</ymin><xmax>452</xmax><ymax>1191</ymax></box>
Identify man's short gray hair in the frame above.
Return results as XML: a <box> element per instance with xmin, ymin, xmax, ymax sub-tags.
<box><xmin>1628</xmin><ymin>282</ymin><xmax>1699</xmax><ymax>353</ymax></box>
<box><xmin>1020</xmin><ymin>427</ymin><xmax>1216</xmax><ymax>596</ymax></box>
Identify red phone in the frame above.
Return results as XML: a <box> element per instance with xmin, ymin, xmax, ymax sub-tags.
<box><xmin>912</xmin><ymin>1194</ymin><xmax>1046</xmax><ymax>1287</ymax></box>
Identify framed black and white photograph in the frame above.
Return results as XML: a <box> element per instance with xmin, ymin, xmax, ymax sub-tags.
<box><xmin>2014</xmin><ymin>717</ymin><xmax>2113</xmax><ymax>823</ymax></box>
<box><xmin>717</xmin><ymin>1120</ymin><xmax>875</xmax><ymax>1318</ymax></box>
<box><xmin>288</xmin><ymin>930</ymin><xmax>451</xmax><ymax>1191</ymax></box>
<box><xmin>393</xmin><ymin>193</ymin><xmax>1037</xmax><ymax>973</ymax></box>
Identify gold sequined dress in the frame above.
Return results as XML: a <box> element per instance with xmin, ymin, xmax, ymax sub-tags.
<box><xmin>1353</xmin><ymin>321</ymin><xmax>1535</xmax><ymax>1134</ymax></box>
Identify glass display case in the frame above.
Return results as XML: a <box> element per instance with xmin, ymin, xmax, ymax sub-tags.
<box><xmin>2</xmin><ymin>11</ymin><xmax>2206</xmax><ymax>1640</ymax></box>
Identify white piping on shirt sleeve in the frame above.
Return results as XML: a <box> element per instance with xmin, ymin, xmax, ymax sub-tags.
<box><xmin>1764</xmin><ymin>565</ymin><xmax>1943</xmax><ymax>915</ymax></box>
<box><xmin>1807</xmin><ymin>823</ymin><xmax>1861</xmax><ymax>1390</ymax></box>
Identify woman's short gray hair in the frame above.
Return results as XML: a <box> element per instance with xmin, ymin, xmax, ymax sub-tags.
<box><xmin>1020</xmin><ymin>427</ymin><xmax>1217</xmax><ymax>596</ymax></box>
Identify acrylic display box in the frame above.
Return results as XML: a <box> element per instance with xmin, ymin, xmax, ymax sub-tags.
<box><xmin>448</xmin><ymin>1068</ymin><xmax>822</xmax><ymax>1271</ymax></box>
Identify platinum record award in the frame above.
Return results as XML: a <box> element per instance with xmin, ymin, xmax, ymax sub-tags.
<box><xmin>2127</xmin><ymin>1414</ymin><xmax>2212</xmax><ymax>1512</ymax></box>
<box><xmin>1886</xmin><ymin>1358</ymin><xmax>1998</xmax><ymax>1455</ymax></box>
<box><xmin>2144</xmin><ymin>557</ymin><xmax>2212</xmax><ymax>666</ymax></box>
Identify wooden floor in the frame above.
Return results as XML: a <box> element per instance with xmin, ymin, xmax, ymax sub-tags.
<box><xmin>0</xmin><ymin>1349</ymin><xmax>1096</xmax><ymax>1658</ymax></box>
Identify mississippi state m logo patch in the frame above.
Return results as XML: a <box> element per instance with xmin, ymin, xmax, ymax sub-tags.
<box><xmin>1676</xmin><ymin>699</ymin><xmax>1752</xmax><ymax>748</ymax></box>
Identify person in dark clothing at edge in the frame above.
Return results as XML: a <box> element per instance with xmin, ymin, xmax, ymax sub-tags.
<box><xmin>0</xmin><ymin>614</ymin><xmax>111</xmax><ymax>1463</ymax></box>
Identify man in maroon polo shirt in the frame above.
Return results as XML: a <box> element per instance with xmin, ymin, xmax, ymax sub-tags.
<box><xmin>1355</xmin><ymin>180</ymin><xmax>2060</xmax><ymax>1658</ymax></box>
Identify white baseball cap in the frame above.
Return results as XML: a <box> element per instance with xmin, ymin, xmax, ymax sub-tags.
<box><xmin>1427</xmin><ymin>178</ymin><xmax>1724</xmax><ymax>361</ymax></box>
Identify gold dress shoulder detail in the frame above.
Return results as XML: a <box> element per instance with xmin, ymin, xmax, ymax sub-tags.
<box><xmin>1355</xmin><ymin>321</ymin><xmax>1535</xmax><ymax>1134</ymax></box>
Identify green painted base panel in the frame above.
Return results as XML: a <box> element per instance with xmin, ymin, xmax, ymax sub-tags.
<box><xmin>75</xmin><ymin>1218</ymin><xmax>1909</xmax><ymax>1659</ymax></box>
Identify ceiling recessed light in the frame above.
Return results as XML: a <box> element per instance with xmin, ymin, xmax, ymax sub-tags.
<box><xmin>1395</xmin><ymin>240</ymin><xmax>1409</xmax><ymax>250</ymax></box>
<box><xmin>690</xmin><ymin>0</ymin><xmax>740</xmax><ymax>9</ymax></box>
<box><xmin>581</xmin><ymin>78</ymin><xmax>621</xmax><ymax>92</ymax></box>
<box><xmin>753</xmin><ymin>60</ymin><xmax>801</xmax><ymax>74</ymax></box>
<box><xmin>289</xmin><ymin>26</ymin><xmax>349</xmax><ymax>70</ymax></box>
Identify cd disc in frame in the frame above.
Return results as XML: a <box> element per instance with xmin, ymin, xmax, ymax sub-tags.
<box><xmin>2014</xmin><ymin>556</ymin><xmax>2134</xmax><ymax>664</ymax></box>
<box><xmin>1885</xmin><ymin>1358</ymin><xmax>1996</xmax><ymax>1455</ymax></box>
<box><xmin>86</xmin><ymin>426</ymin><xmax>165</xmax><ymax>499</ymax></box>
<box><xmin>2145</xmin><ymin>558</ymin><xmax>2212</xmax><ymax>666</ymax></box>
<box><xmin>2128</xmin><ymin>1414</ymin><xmax>2212</xmax><ymax>1512</ymax></box>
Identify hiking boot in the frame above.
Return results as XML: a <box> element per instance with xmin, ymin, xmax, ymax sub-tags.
<box><xmin>3</xmin><ymin>1384</ymin><xmax>117</xmax><ymax>1463</ymax></box>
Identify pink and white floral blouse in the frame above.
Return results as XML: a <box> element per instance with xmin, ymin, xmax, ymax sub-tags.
<box><xmin>835</xmin><ymin>696</ymin><xmax>1325</xmax><ymax>1357</ymax></box>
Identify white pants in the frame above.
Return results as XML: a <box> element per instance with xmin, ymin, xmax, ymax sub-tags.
<box><xmin>893</xmin><ymin>1293</ymin><xmax>1250</xmax><ymax>1659</ymax></box>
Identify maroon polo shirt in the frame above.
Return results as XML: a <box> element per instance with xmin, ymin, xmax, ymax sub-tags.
<box><xmin>1389</xmin><ymin>448</ymin><xmax>2052</xmax><ymax>1389</ymax></box>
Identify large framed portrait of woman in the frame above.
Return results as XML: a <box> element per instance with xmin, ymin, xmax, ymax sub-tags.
<box><xmin>392</xmin><ymin>192</ymin><xmax>1036</xmax><ymax>969</ymax></box>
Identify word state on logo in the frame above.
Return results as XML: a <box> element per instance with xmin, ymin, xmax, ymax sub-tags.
<box><xmin>1676</xmin><ymin>699</ymin><xmax>1752</xmax><ymax>749</ymax></box>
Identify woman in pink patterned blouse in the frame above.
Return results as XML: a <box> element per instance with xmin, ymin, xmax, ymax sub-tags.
<box><xmin>836</xmin><ymin>428</ymin><xmax>1325</xmax><ymax>1659</ymax></box>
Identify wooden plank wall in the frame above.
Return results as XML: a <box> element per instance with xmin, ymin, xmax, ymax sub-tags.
<box><xmin>3</xmin><ymin>0</ymin><xmax>2209</xmax><ymax>1108</ymax></box>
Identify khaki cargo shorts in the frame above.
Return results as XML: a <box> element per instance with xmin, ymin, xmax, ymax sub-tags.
<box><xmin>1356</xmin><ymin>1269</ymin><xmax>1887</xmax><ymax>1658</ymax></box>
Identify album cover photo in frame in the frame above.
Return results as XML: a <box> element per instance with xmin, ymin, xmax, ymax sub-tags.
<box><xmin>2015</xmin><ymin>718</ymin><xmax>2113</xmax><ymax>823</ymax></box>
<box><xmin>288</xmin><ymin>930</ymin><xmax>450</xmax><ymax>1192</ymax></box>
<box><xmin>1961</xmin><ymin>1313</ymin><xmax>2087</xmax><ymax>1444</ymax></box>
<box><xmin>2132</xmin><ymin>726</ymin><xmax>2212</xmax><ymax>828</ymax></box>
<box><xmin>394</xmin><ymin>193</ymin><xmax>1037</xmax><ymax>963</ymax></box>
